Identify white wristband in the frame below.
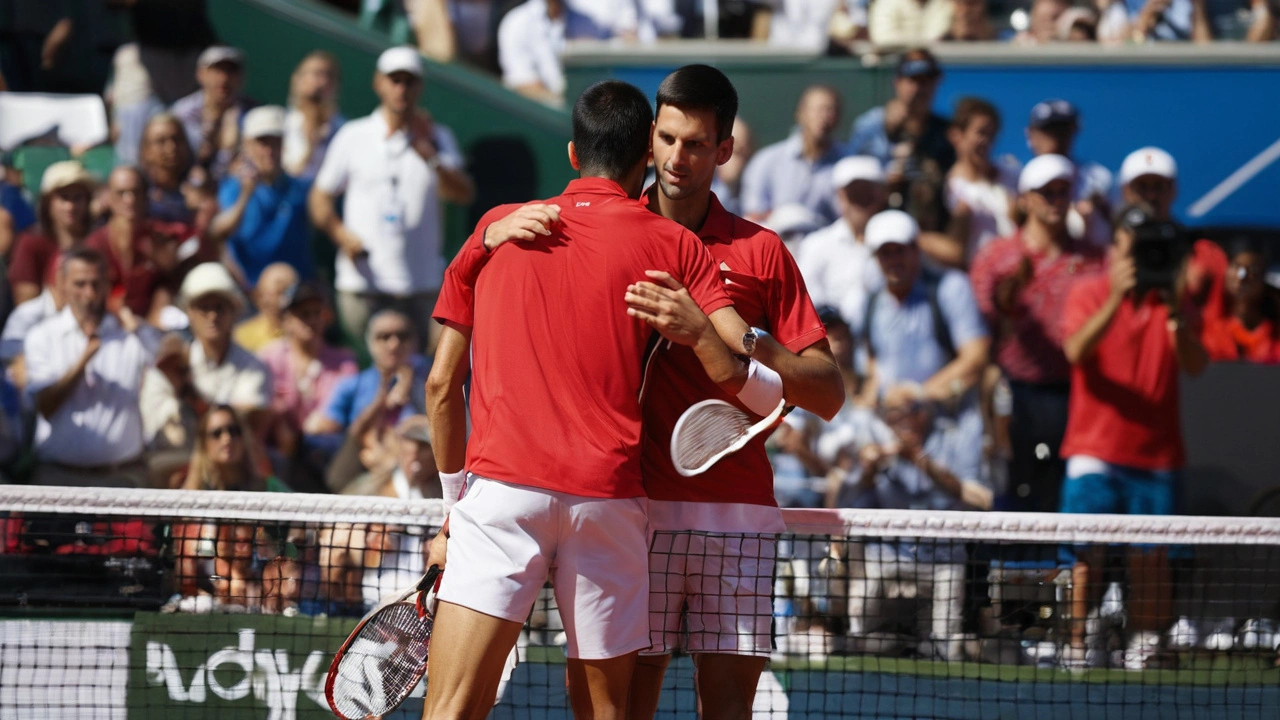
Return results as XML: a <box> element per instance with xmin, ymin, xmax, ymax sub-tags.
<box><xmin>737</xmin><ymin>359</ymin><xmax>784</xmax><ymax>417</ymax></box>
<box><xmin>440</xmin><ymin>469</ymin><xmax>467</xmax><ymax>515</ymax></box>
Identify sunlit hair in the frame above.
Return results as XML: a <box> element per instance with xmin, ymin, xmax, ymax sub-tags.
<box><xmin>181</xmin><ymin>404</ymin><xmax>265</xmax><ymax>492</ymax></box>
<box><xmin>140</xmin><ymin>113</ymin><xmax>195</xmax><ymax>182</ymax></box>
<box><xmin>288</xmin><ymin>50</ymin><xmax>341</xmax><ymax>113</ymax></box>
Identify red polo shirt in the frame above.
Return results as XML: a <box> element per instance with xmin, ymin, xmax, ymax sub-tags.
<box><xmin>433</xmin><ymin>178</ymin><xmax>732</xmax><ymax>499</ymax></box>
<box><xmin>639</xmin><ymin>190</ymin><xmax>825</xmax><ymax>507</ymax></box>
<box><xmin>969</xmin><ymin>231</ymin><xmax>1104</xmax><ymax>384</ymax></box>
<box><xmin>1059</xmin><ymin>274</ymin><xmax>1185</xmax><ymax>470</ymax></box>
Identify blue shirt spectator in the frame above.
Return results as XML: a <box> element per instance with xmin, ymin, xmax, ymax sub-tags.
<box><xmin>863</xmin><ymin>267</ymin><xmax>985</xmax><ymax>388</ymax></box>
<box><xmin>322</xmin><ymin>354</ymin><xmax>430</xmax><ymax>430</ymax></box>
<box><xmin>216</xmin><ymin>173</ymin><xmax>313</xmax><ymax>285</ymax></box>
<box><xmin>0</xmin><ymin>181</ymin><xmax>36</xmax><ymax>233</ymax></box>
<box><xmin>739</xmin><ymin>85</ymin><xmax>846</xmax><ymax>224</ymax></box>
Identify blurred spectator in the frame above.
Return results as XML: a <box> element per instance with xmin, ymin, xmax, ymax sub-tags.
<box><xmin>108</xmin><ymin>43</ymin><xmax>165</xmax><ymax>166</ymax></box>
<box><xmin>283</xmin><ymin>51</ymin><xmax>345</xmax><ymax>181</ymax></box>
<box><xmin>140</xmin><ymin>263</ymin><xmax>271</xmax><ymax>450</ymax></box>
<box><xmin>869</xmin><ymin>0</ymin><xmax>954</xmax><ymax>44</ymax></box>
<box><xmin>210</xmin><ymin>106</ymin><xmax>315</xmax><ymax>286</ymax></box>
<box><xmin>311</xmin><ymin>46</ymin><xmax>474</xmax><ymax>352</ymax></box>
<box><xmin>9</xmin><ymin>161</ymin><xmax>95</xmax><ymax>305</ymax></box>
<box><xmin>171</xmin><ymin>46</ymin><xmax>256</xmax><ymax>183</ymax></box>
<box><xmin>1248</xmin><ymin>0</ymin><xmax>1279</xmax><ymax>40</ymax></box>
<box><xmin>1126</xmin><ymin>0</ymin><xmax>1213</xmax><ymax>41</ymax></box>
<box><xmin>861</xmin><ymin>210</ymin><xmax>989</xmax><ymax>432</ymax></box>
<box><xmin>711</xmin><ymin>117</ymin><xmax>754</xmax><ymax>216</ymax></box>
<box><xmin>497</xmin><ymin>0</ymin><xmax>612</xmax><ymax>106</ymax></box>
<box><xmin>259</xmin><ymin>280</ymin><xmax>358</xmax><ymax>460</ymax></box>
<box><xmin>139</xmin><ymin>113</ymin><xmax>198</xmax><ymax>225</ymax></box>
<box><xmin>969</xmin><ymin>155</ymin><xmax>1105</xmax><ymax>512</ymax></box>
<box><xmin>1015</xmin><ymin>0</ymin><xmax>1071</xmax><ymax>42</ymax></box>
<box><xmin>796</xmin><ymin>156</ymin><xmax>887</xmax><ymax>330</ymax></box>
<box><xmin>318</xmin><ymin>313</ymin><xmax>429</xmax><ymax>492</ymax></box>
<box><xmin>85</xmin><ymin>166</ymin><xmax>189</xmax><ymax>323</ymax></box>
<box><xmin>944</xmin><ymin>98</ymin><xmax>1019</xmax><ymax>263</ymax></box>
<box><xmin>829</xmin><ymin>0</ymin><xmax>872</xmax><ymax>50</ymax></box>
<box><xmin>343</xmin><ymin>414</ymin><xmax>444</xmax><ymax>499</ymax></box>
<box><xmin>234</xmin><ymin>262</ymin><xmax>298</xmax><ymax>353</ymax></box>
<box><xmin>406</xmin><ymin>0</ymin><xmax>459</xmax><ymax>62</ymax></box>
<box><xmin>1202</xmin><ymin>239</ymin><xmax>1280</xmax><ymax>362</ymax></box>
<box><xmin>178</xmin><ymin>404</ymin><xmax>285</xmax><ymax>492</ymax></box>
<box><xmin>1058</xmin><ymin>6</ymin><xmax>1101</xmax><ymax>38</ymax></box>
<box><xmin>1059</xmin><ymin>204</ymin><xmax>1208</xmax><ymax>669</ymax></box>
<box><xmin>942</xmin><ymin>0</ymin><xmax>997</xmax><ymax>39</ymax></box>
<box><xmin>1117</xmin><ymin>146</ymin><xmax>1231</xmax><ymax>355</ymax></box>
<box><xmin>740</xmin><ymin>85</ymin><xmax>845</xmax><ymax>224</ymax></box>
<box><xmin>309</xmin><ymin>309</ymin><xmax>428</xmax><ymax>438</ymax></box>
<box><xmin>0</xmin><ymin>263</ymin><xmax>63</xmax><ymax>376</ymax></box>
<box><xmin>141</xmin><ymin>332</ymin><xmax>201</xmax><ymax>457</ymax></box>
<box><xmin>848</xmin><ymin>50</ymin><xmax>955</xmax><ymax>248</ymax></box>
<box><xmin>121</xmin><ymin>0</ymin><xmax>217</xmax><ymax>105</ymax></box>
<box><xmin>0</xmin><ymin>373</ymin><xmax>20</xmax><ymax>474</ymax></box>
<box><xmin>1097</xmin><ymin>0</ymin><xmax>1134</xmax><ymax>41</ymax></box>
<box><xmin>763</xmin><ymin>204</ymin><xmax>823</xmax><ymax>252</ymax></box>
<box><xmin>1026</xmin><ymin>99</ymin><xmax>1113</xmax><ymax>247</ymax></box>
<box><xmin>26</xmin><ymin>247</ymin><xmax>159</xmax><ymax>488</ymax></box>
<box><xmin>0</xmin><ymin>158</ymin><xmax>36</xmax><ymax>238</ymax></box>
<box><xmin>754</xmin><ymin>0</ymin><xmax>842</xmax><ymax>50</ymax></box>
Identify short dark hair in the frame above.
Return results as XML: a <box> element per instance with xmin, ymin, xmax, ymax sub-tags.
<box><xmin>59</xmin><ymin>246</ymin><xmax>108</xmax><ymax>277</ymax></box>
<box><xmin>655</xmin><ymin>65</ymin><xmax>739</xmax><ymax>143</ymax></box>
<box><xmin>952</xmin><ymin>97</ymin><xmax>1000</xmax><ymax>133</ymax></box>
<box><xmin>572</xmin><ymin>80</ymin><xmax>654</xmax><ymax>180</ymax></box>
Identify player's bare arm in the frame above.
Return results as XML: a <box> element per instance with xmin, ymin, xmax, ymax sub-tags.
<box><xmin>626</xmin><ymin>271</ymin><xmax>749</xmax><ymax>393</ymax></box>
<box><xmin>480</xmin><ymin>203</ymin><xmax>563</xmax><ymax>250</ymax></box>
<box><xmin>424</xmin><ymin>322</ymin><xmax>472</xmax><ymax>570</ymax></box>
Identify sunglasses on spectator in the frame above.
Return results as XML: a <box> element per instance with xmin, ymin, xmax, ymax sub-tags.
<box><xmin>207</xmin><ymin>424</ymin><xmax>243</xmax><ymax>441</ymax></box>
<box><xmin>1034</xmin><ymin>185</ymin><xmax>1070</xmax><ymax>200</ymax></box>
<box><xmin>375</xmin><ymin>330</ymin><xmax>411</xmax><ymax>342</ymax></box>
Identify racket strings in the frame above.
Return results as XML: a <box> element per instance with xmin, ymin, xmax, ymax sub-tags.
<box><xmin>331</xmin><ymin>601</ymin><xmax>433</xmax><ymax>718</ymax></box>
<box><xmin>672</xmin><ymin>403</ymin><xmax>753</xmax><ymax>471</ymax></box>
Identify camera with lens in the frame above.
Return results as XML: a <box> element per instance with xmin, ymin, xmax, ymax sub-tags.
<box><xmin>1118</xmin><ymin>205</ymin><xmax>1188</xmax><ymax>297</ymax></box>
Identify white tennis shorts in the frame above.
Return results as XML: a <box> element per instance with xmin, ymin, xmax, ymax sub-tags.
<box><xmin>645</xmin><ymin>531</ymin><xmax>777</xmax><ymax>656</ymax></box>
<box><xmin>437</xmin><ymin>476</ymin><xmax>651</xmax><ymax>660</ymax></box>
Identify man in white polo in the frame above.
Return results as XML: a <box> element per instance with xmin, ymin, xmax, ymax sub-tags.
<box><xmin>309</xmin><ymin>45</ymin><xmax>474</xmax><ymax>352</ymax></box>
<box><xmin>26</xmin><ymin>247</ymin><xmax>160</xmax><ymax>487</ymax></box>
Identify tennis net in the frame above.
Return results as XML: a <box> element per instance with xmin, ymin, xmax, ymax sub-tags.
<box><xmin>2</xmin><ymin>486</ymin><xmax>1279</xmax><ymax>719</ymax></box>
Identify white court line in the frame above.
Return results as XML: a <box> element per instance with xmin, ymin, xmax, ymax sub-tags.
<box><xmin>1188</xmin><ymin>136</ymin><xmax>1280</xmax><ymax>218</ymax></box>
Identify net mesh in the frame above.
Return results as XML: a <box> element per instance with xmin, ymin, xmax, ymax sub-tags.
<box><xmin>671</xmin><ymin>401</ymin><xmax>755</xmax><ymax>474</ymax></box>
<box><xmin>3</xmin><ymin>487</ymin><xmax>1280</xmax><ymax>720</ymax></box>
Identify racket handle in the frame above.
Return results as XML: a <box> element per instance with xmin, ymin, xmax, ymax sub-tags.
<box><xmin>419</xmin><ymin>564</ymin><xmax>442</xmax><ymax>591</ymax></box>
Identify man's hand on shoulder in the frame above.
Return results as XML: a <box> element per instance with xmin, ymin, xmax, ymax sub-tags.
<box><xmin>624</xmin><ymin>270</ymin><xmax>710</xmax><ymax>346</ymax></box>
<box><xmin>482</xmin><ymin>204</ymin><xmax>562</xmax><ymax>251</ymax></box>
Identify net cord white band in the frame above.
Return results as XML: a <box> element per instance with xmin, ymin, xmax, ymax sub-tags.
<box><xmin>3</xmin><ymin>486</ymin><xmax>1280</xmax><ymax>545</ymax></box>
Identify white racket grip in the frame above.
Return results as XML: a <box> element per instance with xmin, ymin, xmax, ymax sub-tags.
<box><xmin>440</xmin><ymin>469</ymin><xmax>467</xmax><ymax>515</ymax></box>
<box><xmin>737</xmin><ymin>359</ymin><xmax>784</xmax><ymax>417</ymax></box>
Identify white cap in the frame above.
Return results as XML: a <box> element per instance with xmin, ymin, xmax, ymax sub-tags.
<box><xmin>762</xmin><ymin>204</ymin><xmax>821</xmax><ymax>238</ymax></box>
<box><xmin>179</xmin><ymin>262</ymin><xmax>245</xmax><ymax>311</ymax></box>
<box><xmin>865</xmin><ymin>210</ymin><xmax>919</xmax><ymax>253</ymax></box>
<box><xmin>1018</xmin><ymin>153</ymin><xmax>1075</xmax><ymax>193</ymax></box>
<box><xmin>40</xmin><ymin>160</ymin><xmax>95</xmax><ymax>194</ymax></box>
<box><xmin>197</xmin><ymin>46</ymin><xmax>244</xmax><ymax>69</ymax></box>
<box><xmin>831</xmin><ymin>155</ymin><xmax>885</xmax><ymax>189</ymax></box>
<box><xmin>1119</xmin><ymin>147</ymin><xmax>1177</xmax><ymax>186</ymax></box>
<box><xmin>243</xmin><ymin>105</ymin><xmax>286</xmax><ymax>139</ymax></box>
<box><xmin>377</xmin><ymin>46</ymin><xmax>423</xmax><ymax>78</ymax></box>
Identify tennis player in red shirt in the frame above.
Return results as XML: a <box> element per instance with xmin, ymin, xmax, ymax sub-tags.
<box><xmin>620</xmin><ymin>65</ymin><xmax>845</xmax><ymax>720</ymax></box>
<box><xmin>421</xmin><ymin>80</ymin><xmax>759</xmax><ymax>720</ymax></box>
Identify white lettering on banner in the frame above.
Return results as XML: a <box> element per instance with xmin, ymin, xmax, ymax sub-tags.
<box><xmin>143</xmin><ymin>628</ymin><xmax>328</xmax><ymax>720</ymax></box>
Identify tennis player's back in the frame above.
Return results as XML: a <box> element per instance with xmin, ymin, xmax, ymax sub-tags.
<box><xmin>463</xmin><ymin>179</ymin><xmax>728</xmax><ymax>500</ymax></box>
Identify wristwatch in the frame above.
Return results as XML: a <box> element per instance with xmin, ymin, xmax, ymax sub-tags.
<box><xmin>741</xmin><ymin>329</ymin><xmax>758</xmax><ymax>357</ymax></box>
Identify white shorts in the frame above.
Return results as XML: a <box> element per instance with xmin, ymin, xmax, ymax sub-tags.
<box><xmin>437</xmin><ymin>476</ymin><xmax>651</xmax><ymax>660</ymax></box>
<box><xmin>645</xmin><ymin>531</ymin><xmax>777</xmax><ymax>657</ymax></box>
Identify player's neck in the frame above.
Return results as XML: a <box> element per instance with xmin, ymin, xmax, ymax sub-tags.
<box><xmin>656</xmin><ymin>185</ymin><xmax>713</xmax><ymax>234</ymax></box>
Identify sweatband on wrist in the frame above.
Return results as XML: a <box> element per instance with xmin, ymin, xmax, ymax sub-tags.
<box><xmin>440</xmin><ymin>469</ymin><xmax>467</xmax><ymax>515</ymax></box>
<box><xmin>737</xmin><ymin>359</ymin><xmax>784</xmax><ymax>417</ymax></box>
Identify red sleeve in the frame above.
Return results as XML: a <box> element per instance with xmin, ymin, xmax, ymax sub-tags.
<box><xmin>7</xmin><ymin>232</ymin><xmax>48</xmax><ymax>286</ymax></box>
<box><xmin>762</xmin><ymin>235</ymin><xmax>826</xmax><ymax>353</ymax></box>
<box><xmin>431</xmin><ymin>204</ymin><xmax>526</xmax><ymax>329</ymax></box>
<box><xmin>677</xmin><ymin>229</ymin><xmax>733</xmax><ymax>316</ymax></box>
<box><xmin>1062</xmin><ymin>274</ymin><xmax>1106</xmax><ymax>341</ymax></box>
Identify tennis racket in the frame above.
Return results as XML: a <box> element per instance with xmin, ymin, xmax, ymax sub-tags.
<box><xmin>325</xmin><ymin>565</ymin><xmax>443</xmax><ymax>720</ymax></box>
<box><xmin>671</xmin><ymin>398</ymin><xmax>789</xmax><ymax>476</ymax></box>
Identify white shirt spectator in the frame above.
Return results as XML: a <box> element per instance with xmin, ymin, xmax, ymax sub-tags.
<box><xmin>314</xmin><ymin>110</ymin><xmax>465</xmax><ymax>295</ymax></box>
<box><xmin>1067</xmin><ymin>159</ymin><xmax>1115</xmax><ymax>247</ymax></box>
<box><xmin>282</xmin><ymin>107</ymin><xmax>345</xmax><ymax>181</ymax></box>
<box><xmin>25</xmin><ymin>308</ymin><xmax>159</xmax><ymax>464</ymax></box>
<box><xmin>0</xmin><ymin>290</ymin><xmax>58</xmax><ymax>363</ymax></box>
<box><xmin>868</xmin><ymin>0</ymin><xmax>953</xmax><ymax>44</ymax></box>
<box><xmin>190</xmin><ymin>341</ymin><xmax>271</xmax><ymax>408</ymax></box>
<box><xmin>796</xmin><ymin>219</ymin><xmax>885</xmax><ymax>330</ymax></box>
<box><xmin>762</xmin><ymin>0</ymin><xmax>840</xmax><ymax>49</ymax></box>
<box><xmin>498</xmin><ymin>0</ymin><xmax>610</xmax><ymax>97</ymax></box>
<box><xmin>944</xmin><ymin>158</ymin><xmax>1020</xmax><ymax>259</ymax></box>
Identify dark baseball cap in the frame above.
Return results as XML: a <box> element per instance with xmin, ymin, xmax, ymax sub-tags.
<box><xmin>281</xmin><ymin>279</ymin><xmax>327</xmax><ymax>313</ymax></box>
<box><xmin>897</xmin><ymin>52</ymin><xmax>941</xmax><ymax>79</ymax></box>
<box><xmin>1029</xmin><ymin>99</ymin><xmax>1078</xmax><ymax>129</ymax></box>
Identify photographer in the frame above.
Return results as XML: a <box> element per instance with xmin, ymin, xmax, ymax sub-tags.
<box><xmin>1058</xmin><ymin>203</ymin><xmax>1207</xmax><ymax>669</ymax></box>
